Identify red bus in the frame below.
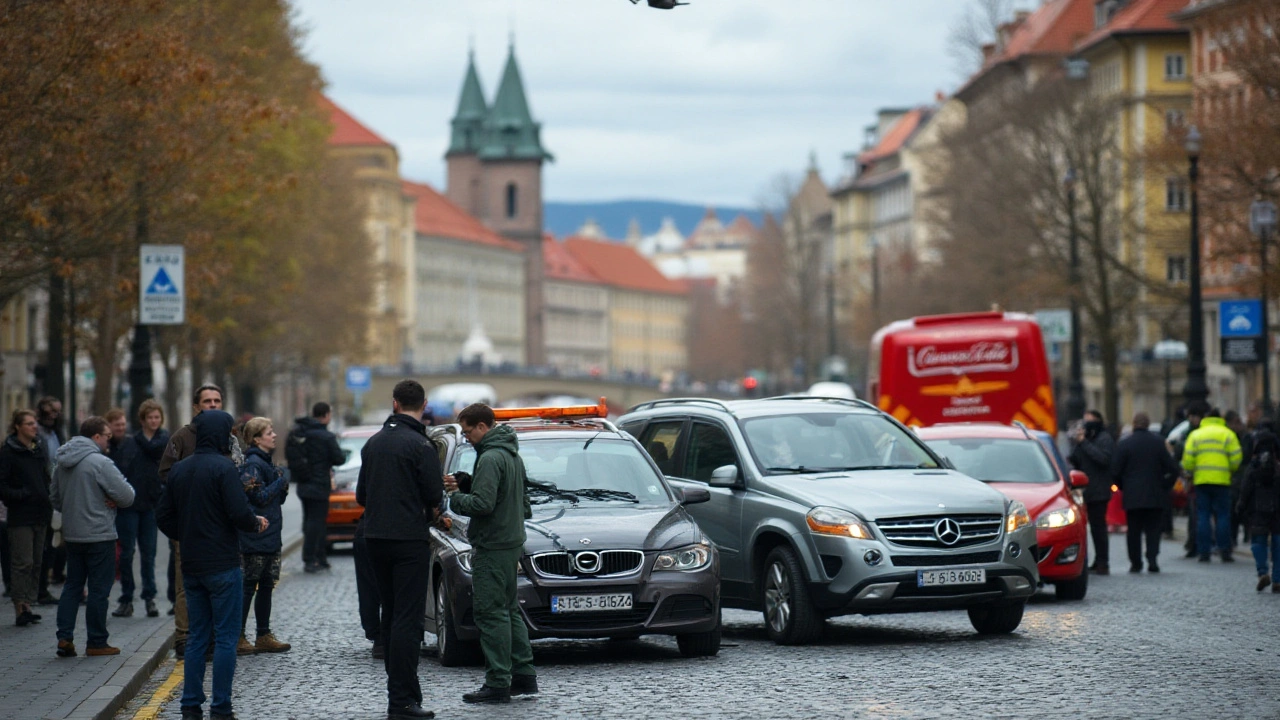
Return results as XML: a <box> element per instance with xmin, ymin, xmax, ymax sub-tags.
<box><xmin>868</xmin><ymin>311</ymin><xmax>1057</xmax><ymax>434</ymax></box>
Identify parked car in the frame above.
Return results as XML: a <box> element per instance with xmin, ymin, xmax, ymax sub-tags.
<box><xmin>916</xmin><ymin>423</ymin><xmax>1090</xmax><ymax>600</ymax></box>
<box><xmin>325</xmin><ymin>425</ymin><xmax>380</xmax><ymax>548</ymax></box>
<box><xmin>426</xmin><ymin>401</ymin><xmax>721</xmax><ymax>665</ymax></box>
<box><xmin>617</xmin><ymin>396</ymin><xmax>1040</xmax><ymax>645</ymax></box>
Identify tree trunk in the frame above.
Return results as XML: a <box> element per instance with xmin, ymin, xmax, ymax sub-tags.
<box><xmin>45</xmin><ymin>269</ymin><xmax>66</xmax><ymax>405</ymax></box>
<box><xmin>90</xmin><ymin>254</ymin><xmax>119</xmax><ymax>413</ymax></box>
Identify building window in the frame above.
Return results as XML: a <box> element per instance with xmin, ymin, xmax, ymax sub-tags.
<box><xmin>505</xmin><ymin>183</ymin><xmax>518</xmax><ymax>219</ymax></box>
<box><xmin>1166</xmin><ymin>178</ymin><xmax>1188</xmax><ymax>211</ymax></box>
<box><xmin>1166</xmin><ymin>255</ymin><xmax>1188</xmax><ymax>283</ymax></box>
<box><xmin>1165</xmin><ymin>109</ymin><xmax>1185</xmax><ymax>131</ymax></box>
<box><xmin>1165</xmin><ymin>53</ymin><xmax>1186</xmax><ymax>80</ymax></box>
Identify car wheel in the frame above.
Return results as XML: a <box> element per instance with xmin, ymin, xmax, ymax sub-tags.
<box><xmin>434</xmin><ymin>577</ymin><xmax>481</xmax><ymax>667</ymax></box>
<box><xmin>1054</xmin><ymin>569</ymin><xmax>1089</xmax><ymax>600</ymax></box>
<box><xmin>676</xmin><ymin>609</ymin><xmax>722</xmax><ymax>658</ymax></box>
<box><xmin>967</xmin><ymin>601</ymin><xmax>1026</xmax><ymax>634</ymax></box>
<box><xmin>760</xmin><ymin>546</ymin><xmax>823</xmax><ymax>645</ymax></box>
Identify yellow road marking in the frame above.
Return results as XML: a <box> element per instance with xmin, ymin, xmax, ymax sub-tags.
<box><xmin>131</xmin><ymin>660</ymin><xmax>183</xmax><ymax>720</ymax></box>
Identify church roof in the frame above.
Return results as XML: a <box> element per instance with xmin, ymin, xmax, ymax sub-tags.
<box><xmin>447</xmin><ymin>52</ymin><xmax>489</xmax><ymax>156</ymax></box>
<box><xmin>543</xmin><ymin>235</ymin><xmax>601</xmax><ymax>284</ymax></box>
<box><xmin>400</xmin><ymin>179</ymin><xmax>523</xmax><ymax>252</ymax></box>
<box><xmin>317</xmin><ymin>94</ymin><xmax>393</xmax><ymax>147</ymax></box>
<box><xmin>477</xmin><ymin>45</ymin><xmax>553</xmax><ymax>162</ymax></box>
<box><xmin>564</xmin><ymin>237</ymin><xmax>686</xmax><ymax>295</ymax></box>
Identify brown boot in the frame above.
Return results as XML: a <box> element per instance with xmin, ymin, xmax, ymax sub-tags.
<box><xmin>237</xmin><ymin>635</ymin><xmax>257</xmax><ymax>655</ymax></box>
<box><xmin>254</xmin><ymin>633</ymin><xmax>291</xmax><ymax>653</ymax></box>
<box><xmin>85</xmin><ymin>645</ymin><xmax>120</xmax><ymax>656</ymax></box>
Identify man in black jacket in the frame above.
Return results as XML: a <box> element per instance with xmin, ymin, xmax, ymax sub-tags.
<box><xmin>288</xmin><ymin>402</ymin><xmax>345</xmax><ymax>573</ymax></box>
<box><xmin>1110</xmin><ymin>412</ymin><xmax>1180</xmax><ymax>573</ymax></box>
<box><xmin>1070</xmin><ymin>409</ymin><xmax>1115</xmax><ymax>574</ymax></box>
<box><xmin>157</xmin><ymin>410</ymin><xmax>266</xmax><ymax>720</ymax></box>
<box><xmin>357</xmin><ymin>380</ymin><xmax>443</xmax><ymax>720</ymax></box>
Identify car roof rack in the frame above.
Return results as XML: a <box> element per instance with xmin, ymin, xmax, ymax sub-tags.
<box><xmin>759</xmin><ymin>395</ymin><xmax>881</xmax><ymax>412</ymax></box>
<box><xmin>626</xmin><ymin>398</ymin><xmax>734</xmax><ymax>413</ymax></box>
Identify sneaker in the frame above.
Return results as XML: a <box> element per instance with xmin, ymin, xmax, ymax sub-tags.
<box><xmin>254</xmin><ymin>633</ymin><xmax>291</xmax><ymax>653</ymax></box>
<box><xmin>1258</xmin><ymin>574</ymin><xmax>1272</xmax><ymax>592</ymax></box>
<box><xmin>510</xmin><ymin>674</ymin><xmax>539</xmax><ymax>696</ymax></box>
<box><xmin>462</xmin><ymin>685</ymin><xmax>511</xmax><ymax>704</ymax></box>
<box><xmin>146</xmin><ymin>600</ymin><xmax>159</xmax><ymax>617</ymax></box>
<box><xmin>236</xmin><ymin>636</ymin><xmax>257</xmax><ymax>655</ymax></box>
<box><xmin>112</xmin><ymin>601</ymin><xmax>133</xmax><ymax>618</ymax></box>
<box><xmin>86</xmin><ymin>645</ymin><xmax>120</xmax><ymax>656</ymax></box>
<box><xmin>56</xmin><ymin>639</ymin><xmax>77</xmax><ymax>658</ymax></box>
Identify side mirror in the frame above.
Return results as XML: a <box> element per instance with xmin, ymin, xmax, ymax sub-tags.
<box><xmin>708</xmin><ymin>464</ymin><xmax>740</xmax><ymax>488</ymax></box>
<box><xmin>676</xmin><ymin>486</ymin><xmax>711</xmax><ymax>505</ymax></box>
<box><xmin>1069</xmin><ymin>470</ymin><xmax>1089</xmax><ymax>488</ymax></box>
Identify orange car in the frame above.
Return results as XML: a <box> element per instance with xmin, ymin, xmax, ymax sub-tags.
<box><xmin>325</xmin><ymin>425</ymin><xmax>380</xmax><ymax>548</ymax></box>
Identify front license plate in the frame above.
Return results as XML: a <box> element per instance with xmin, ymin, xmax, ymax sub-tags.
<box><xmin>917</xmin><ymin>568</ymin><xmax>986</xmax><ymax>587</ymax></box>
<box><xmin>550</xmin><ymin>593</ymin><xmax>633</xmax><ymax>613</ymax></box>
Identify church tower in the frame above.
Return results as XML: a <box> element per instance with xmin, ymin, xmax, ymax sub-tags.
<box><xmin>445</xmin><ymin>51</ymin><xmax>488</xmax><ymax>218</ymax></box>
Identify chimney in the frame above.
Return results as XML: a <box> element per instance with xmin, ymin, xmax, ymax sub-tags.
<box><xmin>981</xmin><ymin>42</ymin><xmax>997</xmax><ymax>61</ymax></box>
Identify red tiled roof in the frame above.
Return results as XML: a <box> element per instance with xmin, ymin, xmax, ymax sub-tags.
<box><xmin>400</xmin><ymin>180</ymin><xmax>524</xmax><ymax>252</ymax></box>
<box><xmin>1075</xmin><ymin>0</ymin><xmax>1189</xmax><ymax>52</ymax></box>
<box><xmin>563</xmin><ymin>237</ymin><xmax>687</xmax><ymax>296</ymax></box>
<box><xmin>317</xmin><ymin>94</ymin><xmax>393</xmax><ymax>147</ymax></box>
<box><xmin>999</xmin><ymin>0</ymin><xmax>1096</xmax><ymax>59</ymax></box>
<box><xmin>859</xmin><ymin>108</ymin><xmax>928</xmax><ymax>164</ymax></box>
<box><xmin>543</xmin><ymin>237</ymin><xmax>601</xmax><ymax>283</ymax></box>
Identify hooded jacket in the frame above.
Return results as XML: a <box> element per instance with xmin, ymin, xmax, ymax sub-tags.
<box><xmin>356</xmin><ymin>413</ymin><xmax>443</xmax><ymax>541</ymax></box>
<box><xmin>156</xmin><ymin>411</ymin><xmax>261</xmax><ymax>576</ymax></box>
<box><xmin>51</xmin><ymin>436</ymin><xmax>135</xmax><ymax>543</ymax></box>
<box><xmin>288</xmin><ymin>416</ymin><xmax>345</xmax><ymax>501</ymax></box>
<box><xmin>0</xmin><ymin>434</ymin><xmax>54</xmax><ymax>527</ymax></box>
<box><xmin>1238</xmin><ymin>432</ymin><xmax>1280</xmax><ymax>534</ymax></box>
<box><xmin>238</xmin><ymin>446</ymin><xmax>288</xmax><ymax>554</ymax></box>
<box><xmin>1182</xmin><ymin>416</ymin><xmax>1242</xmax><ymax>487</ymax></box>
<box><xmin>1069</xmin><ymin>421</ymin><xmax>1115</xmax><ymax>503</ymax></box>
<box><xmin>448</xmin><ymin>424</ymin><xmax>530</xmax><ymax>551</ymax></box>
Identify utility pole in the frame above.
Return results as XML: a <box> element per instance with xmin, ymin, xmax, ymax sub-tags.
<box><xmin>128</xmin><ymin>180</ymin><xmax>155</xmax><ymax>430</ymax></box>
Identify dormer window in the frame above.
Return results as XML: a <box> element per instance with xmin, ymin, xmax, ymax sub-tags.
<box><xmin>1095</xmin><ymin>0</ymin><xmax>1123</xmax><ymax>28</ymax></box>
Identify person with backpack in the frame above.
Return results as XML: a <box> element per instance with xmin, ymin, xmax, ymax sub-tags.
<box><xmin>1238</xmin><ymin>430</ymin><xmax>1280</xmax><ymax>592</ymax></box>
<box><xmin>286</xmin><ymin>403</ymin><xmax>344</xmax><ymax>574</ymax></box>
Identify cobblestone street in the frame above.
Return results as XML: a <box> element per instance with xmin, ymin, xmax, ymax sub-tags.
<box><xmin>115</xmin><ymin>537</ymin><xmax>1280</xmax><ymax>720</ymax></box>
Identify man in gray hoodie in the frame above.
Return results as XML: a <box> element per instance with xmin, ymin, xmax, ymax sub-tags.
<box><xmin>51</xmin><ymin>416</ymin><xmax>135</xmax><ymax>657</ymax></box>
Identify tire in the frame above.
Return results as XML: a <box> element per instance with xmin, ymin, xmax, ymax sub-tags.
<box><xmin>760</xmin><ymin>546</ymin><xmax>823</xmax><ymax>645</ymax></box>
<box><xmin>1054</xmin><ymin>570</ymin><xmax>1089</xmax><ymax>601</ymax></box>
<box><xmin>434</xmin><ymin>576</ymin><xmax>481</xmax><ymax>667</ymax></box>
<box><xmin>968</xmin><ymin>601</ymin><xmax>1026</xmax><ymax>634</ymax></box>
<box><xmin>676</xmin><ymin>609</ymin><xmax>722</xmax><ymax>658</ymax></box>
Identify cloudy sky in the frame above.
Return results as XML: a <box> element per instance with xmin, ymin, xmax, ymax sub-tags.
<box><xmin>291</xmin><ymin>0</ymin><xmax>1006</xmax><ymax>207</ymax></box>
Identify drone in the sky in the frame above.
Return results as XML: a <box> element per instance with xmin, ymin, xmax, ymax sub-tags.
<box><xmin>629</xmin><ymin>0</ymin><xmax>688</xmax><ymax>8</ymax></box>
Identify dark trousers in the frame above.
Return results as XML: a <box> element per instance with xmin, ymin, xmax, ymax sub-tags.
<box><xmin>1086</xmin><ymin>500</ymin><xmax>1110</xmax><ymax>568</ymax></box>
<box><xmin>1125</xmin><ymin>507</ymin><xmax>1164</xmax><ymax>567</ymax></box>
<box><xmin>7</xmin><ymin>523</ymin><xmax>45</xmax><ymax>607</ymax></box>
<box><xmin>115</xmin><ymin>508</ymin><xmax>158</xmax><ymax>602</ymax></box>
<box><xmin>353</xmin><ymin>529</ymin><xmax>382</xmax><ymax>642</ymax></box>
<box><xmin>1196</xmin><ymin>484</ymin><xmax>1233</xmax><ymax>556</ymax></box>
<box><xmin>367</xmin><ymin>538</ymin><xmax>429</xmax><ymax>709</ymax></box>
<box><xmin>240</xmin><ymin>552</ymin><xmax>280</xmax><ymax>636</ymax></box>
<box><xmin>56</xmin><ymin>540</ymin><xmax>115</xmax><ymax>647</ymax></box>
<box><xmin>1</xmin><ymin>520</ymin><xmax>10</xmax><ymax>592</ymax></box>
<box><xmin>300</xmin><ymin>497</ymin><xmax>329</xmax><ymax>567</ymax></box>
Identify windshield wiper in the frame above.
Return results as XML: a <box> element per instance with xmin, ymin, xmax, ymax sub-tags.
<box><xmin>840</xmin><ymin>463</ymin><xmax>939</xmax><ymax>471</ymax></box>
<box><xmin>526</xmin><ymin>479</ymin><xmax>579</xmax><ymax>504</ymax></box>
<box><xmin>766</xmin><ymin>466</ymin><xmax>846</xmax><ymax>474</ymax></box>
<box><xmin>563</xmin><ymin>488</ymin><xmax>639</xmax><ymax>503</ymax></box>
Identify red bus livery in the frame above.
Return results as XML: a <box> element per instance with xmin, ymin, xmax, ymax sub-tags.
<box><xmin>869</xmin><ymin>311</ymin><xmax>1056</xmax><ymax>433</ymax></box>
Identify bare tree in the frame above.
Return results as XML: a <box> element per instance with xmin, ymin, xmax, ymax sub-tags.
<box><xmin>946</xmin><ymin>0</ymin><xmax>1033</xmax><ymax>79</ymax></box>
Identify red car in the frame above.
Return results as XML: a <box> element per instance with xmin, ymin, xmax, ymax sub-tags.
<box><xmin>917</xmin><ymin>423</ymin><xmax>1090</xmax><ymax>600</ymax></box>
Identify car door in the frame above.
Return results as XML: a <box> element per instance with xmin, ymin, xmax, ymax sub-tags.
<box><xmin>665</xmin><ymin>420</ymin><xmax>747</xmax><ymax>587</ymax></box>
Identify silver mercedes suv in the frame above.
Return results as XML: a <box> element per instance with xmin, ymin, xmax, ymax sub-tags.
<box><xmin>617</xmin><ymin>397</ymin><xmax>1040</xmax><ymax>645</ymax></box>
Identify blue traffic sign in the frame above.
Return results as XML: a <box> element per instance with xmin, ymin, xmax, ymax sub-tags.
<box><xmin>1220</xmin><ymin>299</ymin><xmax>1263</xmax><ymax>338</ymax></box>
<box><xmin>345</xmin><ymin>366</ymin><xmax>372</xmax><ymax>392</ymax></box>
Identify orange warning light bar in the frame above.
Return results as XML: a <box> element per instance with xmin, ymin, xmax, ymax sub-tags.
<box><xmin>492</xmin><ymin>397</ymin><xmax>608</xmax><ymax>421</ymax></box>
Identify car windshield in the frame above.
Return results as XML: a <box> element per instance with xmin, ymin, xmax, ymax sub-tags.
<box><xmin>741</xmin><ymin>412</ymin><xmax>939</xmax><ymax>473</ymax></box>
<box><xmin>453</xmin><ymin>437</ymin><xmax>671</xmax><ymax>504</ymax></box>
<box><xmin>337</xmin><ymin>435</ymin><xmax>369</xmax><ymax>470</ymax></box>
<box><xmin>923</xmin><ymin>438</ymin><xmax>1058</xmax><ymax>483</ymax></box>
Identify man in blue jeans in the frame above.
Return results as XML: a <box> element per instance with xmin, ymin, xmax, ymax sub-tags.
<box><xmin>157</xmin><ymin>410</ymin><xmax>266</xmax><ymax>720</ymax></box>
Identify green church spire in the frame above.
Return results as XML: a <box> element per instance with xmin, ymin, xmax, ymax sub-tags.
<box><xmin>478</xmin><ymin>43</ymin><xmax>552</xmax><ymax>162</ymax></box>
<box><xmin>447</xmin><ymin>50</ymin><xmax>488</xmax><ymax>157</ymax></box>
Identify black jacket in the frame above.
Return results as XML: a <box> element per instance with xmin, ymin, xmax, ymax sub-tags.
<box><xmin>289</xmin><ymin>417</ymin><xmax>344</xmax><ymax>501</ymax></box>
<box><xmin>1238</xmin><ymin>454</ymin><xmax>1280</xmax><ymax>534</ymax></box>
<box><xmin>126</xmin><ymin>429</ymin><xmax>169</xmax><ymax>513</ymax></box>
<box><xmin>238</xmin><ymin>446</ymin><xmax>288</xmax><ymax>554</ymax></box>
<box><xmin>0</xmin><ymin>434</ymin><xmax>54</xmax><ymax>527</ymax></box>
<box><xmin>156</xmin><ymin>411</ymin><xmax>260</xmax><ymax>576</ymax></box>
<box><xmin>356</xmin><ymin>413</ymin><xmax>443</xmax><ymax>542</ymax></box>
<box><xmin>108</xmin><ymin>435</ymin><xmax>142</xmax><ymax>511</ymax></box>
<box><xmin>1110</xmin><ymin>429</ymin><xmax>1180</xmax><ymax>510</ymax></box>
<box><xmin>1070</xmin><ymin>424</ymin><xmax>1115</xmax><ymax>503</ymax></box>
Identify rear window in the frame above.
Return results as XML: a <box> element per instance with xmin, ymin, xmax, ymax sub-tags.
<box><xmin>453</xmin><ymin>437</ymin><xmax>671</xmax><ymax>504</ymax></box>
<box><xmin>923</xmin><ymin>438</ymin><xmax>1058</xmax><ymax>484</ymax></box>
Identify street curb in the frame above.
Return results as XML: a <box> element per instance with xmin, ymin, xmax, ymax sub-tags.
<box><xmin>64</xmin><ymin>533</ymin><xmax>305</xmax><ymax>720</ymax></box>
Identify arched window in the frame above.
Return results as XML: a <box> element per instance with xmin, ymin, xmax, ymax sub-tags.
<box><xmin>505</xmin><ymin>183</ymin><xmax>518</xmax><ymax>219</ymax></box>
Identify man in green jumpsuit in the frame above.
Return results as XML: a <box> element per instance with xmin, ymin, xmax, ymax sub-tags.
<box><xmin>443</xmin><ymin>404</ymin><xmax>537</xmax><ymax>704</ymax></box>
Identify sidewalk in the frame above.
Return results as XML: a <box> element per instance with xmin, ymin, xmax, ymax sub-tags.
<box><xmin>0</xmin><ymin>496</ymin><xmax>303</xmax><ymax>720</ymax></box>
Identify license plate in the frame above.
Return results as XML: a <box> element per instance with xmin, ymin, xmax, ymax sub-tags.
<box><xmin>917</xmin><ymin>568</ymin><xmax>986</xmax><ymax>587</ymax></box>
<box><xmin>550</xmin><ymin>593</ymin><xmax>633</xmax><ymax>613</ymax></box>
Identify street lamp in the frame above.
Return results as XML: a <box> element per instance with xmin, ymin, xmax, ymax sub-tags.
<box><xmin>1063</xmin><ymin>168</ymin><xmax>1085</xmax><ymax>424</ymax></box>
<box><xmin>1252</xmin><ymin>198</ymin><xmax>1278</xmax><ymax>417</ymax></box>
<box><xmin>1182</xmin><ymin>125</ymin><xmax>1208</xmax><ymax>409</ymax></box>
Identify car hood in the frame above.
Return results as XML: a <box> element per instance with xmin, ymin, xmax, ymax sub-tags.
<box><xmin>983</xmin><ymin>482</ymin><xmax>1068</xmax><ymax>519</ymax></box>
<box><xmin>448</xmin><ymin>503</ymin><xmax>702</xmax><ymax>554</ymax></box>
<box><xmin>765</xmin><ymin>470</ymin><xmax>1008</xmax><ymax>521</ymax></box>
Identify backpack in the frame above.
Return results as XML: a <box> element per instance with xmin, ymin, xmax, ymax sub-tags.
<box><xmin>285</xmin><ymin>428</ymin><xmax>310</xmax><ymax>483</ymax></box>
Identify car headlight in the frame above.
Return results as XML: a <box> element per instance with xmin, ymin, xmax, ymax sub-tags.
<box><xmin>806</xmin><ymin>507</ymin><xmax>872</xmax><ymax>539</ymax></box>
<box><xmin>1006</xmin><ymin>500</ymin><xmax>1032</xmax><ymax>533</ymax></box>
<box><xmin>653</xmin><ymin>543</ymin><xmax>712</xmax><ymax>571</ymax></box>
<box><xmin>1035</xmin><ymin>506</ymin><xmax>1078</xmax><ymax>529</ymax></box>
<box><xmin>457</xmin><ymin>550</ymin><xmax>473</xmax><ymax>574</ymax></box>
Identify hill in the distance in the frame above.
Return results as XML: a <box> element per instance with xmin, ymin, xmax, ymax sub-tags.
<box><xmin>544</xmin><ymin>200</ymin><xmax>764</xmax><ymax>240</ymax></box>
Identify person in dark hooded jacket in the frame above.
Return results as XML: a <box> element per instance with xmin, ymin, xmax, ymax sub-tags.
<box><xmin>0</xmin><ymin>409</ymin><xmax>52</xmax><ymax>626</ymax></box>
<box><xmin>286</xmin><ymin>403</ymin><xmax>344</xmax><ymax>573</ymax></box>
<box><xmin>235</xmin><ymin>417</ymin><xmax>290</xmax><ymax>655</ymax></box>
<box><xmin>1238</xmin><ymin>430</ymin><xmax>1280</xmax><ymax>592</ymax></box>
<box><xmin>1110</xmin><ymin>412</ymin><xmax>1180</xmax><ymax>573</ymax></box>
<box><xmin>1070</xmin><ymin>410</ymin><xmax>1115</xmax><ymax>574</ymax></box>
<box><xmin>157</xmin><ymin>410</ymin><xmax>266</xmax><ymax>720</ymax></box>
